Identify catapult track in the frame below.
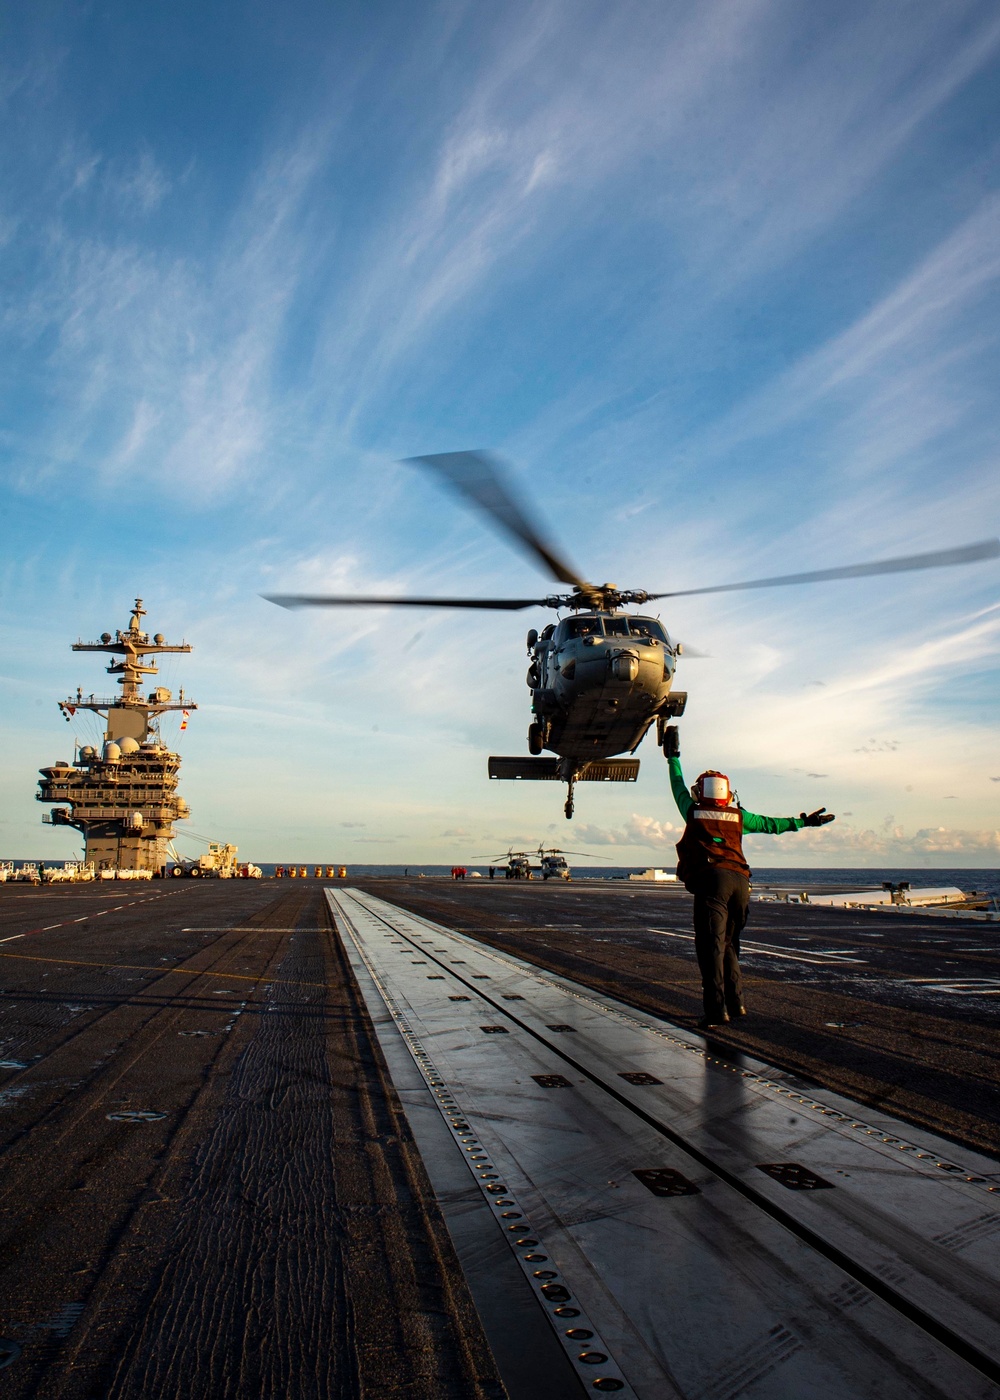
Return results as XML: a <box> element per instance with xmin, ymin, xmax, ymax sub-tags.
<box><xmin>331</xmin><ymin>888</ymin><xmax>1000</xmax><ymax>1399</ymax></box>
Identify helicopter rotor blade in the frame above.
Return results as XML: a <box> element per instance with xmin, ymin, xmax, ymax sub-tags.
<box><xmin>405</xmin><ymin>450</ymin><xmax>591</xmax><ymax>593</ymax></box>
<box><xmin>264</xmin><ymin>593</ymin><xmax>550</xmax><ymax>611</ymax></box>
<box><xmin>648</xmin><ymin>538</ymin><xmax>1000</xmax><ymax>600</ymax></box>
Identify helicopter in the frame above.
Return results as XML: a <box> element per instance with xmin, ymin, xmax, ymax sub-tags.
<box><xmin>488</xmin><ymin>845</ymin><xmax>599</xmax><ymax>880</ymax></box>
<box><xmin>266</xmin><ymin>450</ymin><xmax>1000</xmax><ymax>819</ymax></box>
<box><xmin>534</xmin><ymin>845</ymin><xmax>600</xmax><ymax>881</ymax></box>
<box><xmin>493</xmin><ymin>848</ymin><xmax>534</xmax><ymax>880</ymax></box>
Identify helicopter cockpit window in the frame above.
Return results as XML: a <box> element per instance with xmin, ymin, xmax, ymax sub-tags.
<box><xmin>627</xmin><ymin>619</ymin><xmax>667</xmax><ymax>641</ymax></box>
<box><xmin>602</xmin><ymin>617</ymin><xmax>666</xmax><ymax>640</ymax></box>
<box><xmin>564</xmin><ymin>617</ymin><xmax>602</xmax><ymax>638</ymax></box>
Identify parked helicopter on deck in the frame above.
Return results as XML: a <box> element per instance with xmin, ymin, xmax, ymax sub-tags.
<box><xmin>266</xmin><ymin>450</ymin><xmax>999</xmax><ymax>818</ymax></box>
<box><xmin>488</xmin><ymin>846</ymin><xmax>599</xmax><ymax>880</ymax></box>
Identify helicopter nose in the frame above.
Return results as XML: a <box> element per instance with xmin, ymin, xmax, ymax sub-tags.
<box><xmin>611</xmin><ymin>654</ymin><xmax>639</xmax><ymax>682</ymax></box>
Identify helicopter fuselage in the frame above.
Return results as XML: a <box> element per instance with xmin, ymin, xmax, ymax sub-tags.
<box><xmin>527</xmin><ymin>611</ymin><xmax>685</xmax><ymax>766</ymax></box>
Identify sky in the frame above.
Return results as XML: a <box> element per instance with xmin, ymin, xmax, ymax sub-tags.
<box><xmin>1</xmin><ymin>0</ymin><xmax>998</xmax><ymax>868</ymax></box>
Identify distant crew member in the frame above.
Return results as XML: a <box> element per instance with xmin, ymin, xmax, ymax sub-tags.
<box><xmin>663</xmin><ymin>727</ymin><xmax>834</xmax><ymax>1028</ymax></box>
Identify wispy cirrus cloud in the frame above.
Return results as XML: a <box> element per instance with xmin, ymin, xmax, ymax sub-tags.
<box><xmin>3</xmin><ymin>3</ymin><xmax>999</xmax><ymax>863</ymax></box>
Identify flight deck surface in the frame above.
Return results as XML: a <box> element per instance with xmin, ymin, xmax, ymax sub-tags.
<box><xmin>0</xmin><ymin>877</ymin><xmax>996</xmax><ymax>1398</ymax></box>
<box><xmin>332</xmin><ymin>887</ymin><xmax>1000</xmax><ymax>1399</ymax></box>
<box><xmin>364</xmin><ymin>876</ymin><xmax>1000</xmax><ymax>1157</ymax></box>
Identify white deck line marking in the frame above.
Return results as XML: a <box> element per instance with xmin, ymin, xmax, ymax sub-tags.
<box><xmin>903</xmin><ymin>979</ymin><xmax>1000</xmax><ymax>996</ymax></box>
<box><xmin>0</xmin><ymin>935</ymin><xmax>25</xmax><ymax>943</ymax></box>
<box><xmin>332</xmin><ymin>889</ymin><xmax>1000</xmax><ymax>1397</ymax></box>
<box><xmin>648</xmin><ymin>927</ymin><xmax>865</xmax><ymax>964</ymax></box>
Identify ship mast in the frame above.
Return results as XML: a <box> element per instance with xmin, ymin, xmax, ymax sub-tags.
<box><xmin>59</xmin><ymin>597</ymin><xmax>196</xmax><ymax>742</ymax></box>
<box><xmin>39</xmin><ymin>600</ymin><xmax>196</xmax><ymax>874</ymax></box>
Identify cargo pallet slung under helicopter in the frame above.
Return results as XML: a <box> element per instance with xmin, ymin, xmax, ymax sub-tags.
<box><xmin>488</xmin><ymin>756</ymin><xmax>640</xmax><ymax>782</ymax></box>
<box><xmin>329</xmin><ymin>888</ymin><xmax>1000</xmax><ymax>1400</ymax></box>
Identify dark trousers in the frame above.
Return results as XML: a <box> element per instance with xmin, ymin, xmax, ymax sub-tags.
<box><xmin>692</xmin><ymin>868</ymin><xmax>749</xmax><ymax>1018</ymax></box>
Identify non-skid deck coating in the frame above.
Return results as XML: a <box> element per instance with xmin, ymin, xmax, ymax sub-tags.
<box><xmin>331</xmin><ymin>887</ymin><xmax>1000</xmax><ymax>1400</ymax></box>
<box><xmin>0</xmin><ymin>883</ymin><xmax>503</xmax><ymax>1400</ymax></box>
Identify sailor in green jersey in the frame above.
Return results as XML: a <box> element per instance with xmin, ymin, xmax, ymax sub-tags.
<box><xmin>663</xmin><ymin>726</ymin><xmax>835</xmax><ymax>1028</ymax></box>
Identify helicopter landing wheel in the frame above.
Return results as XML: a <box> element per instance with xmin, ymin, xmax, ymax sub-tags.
<box><xmin>564</xmin><ymin>798</ymin><xmax>574</xmax><ymax>818</ymax></box>
<box><xmin>528</xmin><ymin>722</ymin><xmax>543</xmax><ymax>756</ymax></box>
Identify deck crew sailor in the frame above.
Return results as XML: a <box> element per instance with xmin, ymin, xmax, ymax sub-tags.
<box><xmin>663</xmin><ymin>726</ymin><xmax>835</xmax><ymax>1028</ymax></box>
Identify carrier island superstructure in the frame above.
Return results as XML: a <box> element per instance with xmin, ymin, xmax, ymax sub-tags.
<box><xmin>37</xmin><ymin>600</ymin><xmax>196</xmax><ymax>874</ymax></box>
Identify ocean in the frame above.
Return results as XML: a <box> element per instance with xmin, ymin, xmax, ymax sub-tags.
<box><xmin>7</xmin><ymin>857</ymin><xmax>997</xmax><ymax>900</ymax></box>
<box><xmin>256</xmin><ymin>863</ymin><xmax>1000</xmax><ymax>899</ymax></box>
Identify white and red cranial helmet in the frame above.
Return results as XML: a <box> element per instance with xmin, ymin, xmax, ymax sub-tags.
<box><xmin>694</xmin><ymin>770</ymin><xmax>731</xmax><ymax>807</ymax></box>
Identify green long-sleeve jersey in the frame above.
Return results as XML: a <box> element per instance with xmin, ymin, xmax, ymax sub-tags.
<box><xmin>668</xmin><ymin>757</ymin><xmax>803</xmax><ymax>834</ymax></box>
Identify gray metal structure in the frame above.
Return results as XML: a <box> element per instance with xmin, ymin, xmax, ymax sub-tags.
<box><xmin>37</xmin><ymin>600</ymin><xmax>196</xmax><ymax>873</ymax></box>
<box><xmin>331</xmin><ymin>888</ymin><xmax>1000</xmax><ymax>1400</ymax></box>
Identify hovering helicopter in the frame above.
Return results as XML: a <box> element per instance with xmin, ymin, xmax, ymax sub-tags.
<box><xmin>266</xmin><ymin>450</ymin><xmax>999</xmax><ymax>819</ymax></box>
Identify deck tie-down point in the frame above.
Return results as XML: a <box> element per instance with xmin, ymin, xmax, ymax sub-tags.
<box><xmin>633</xmin><ymin>1167</ymin><xmax>700</xmax><ymax>1197</ymax></box>
<box><xmin>758</xmin><ymin>1162</ymin><xmax>833</xmax><ymax>1190</ymax></box>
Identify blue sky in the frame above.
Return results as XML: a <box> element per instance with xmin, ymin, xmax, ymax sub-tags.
<box><xmin>2</xmin><ymin>0</ymin><xmax>999</xmax><ymax>866</ymax></box>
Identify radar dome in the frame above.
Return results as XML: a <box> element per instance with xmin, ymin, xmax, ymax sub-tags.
<box><xmin>80</xmin><ymin>745</ymin><xmax>97</xmax><ymax>760</ymax></box>
<box><xmin>118</xmin><ymin>737</ymin><xmax>140</xmax><ymax>754</ymax></box>
<box><xmin>103</xmin><ymin>741</ymin><xmax>121</xmax><ymax>762</ymax></box>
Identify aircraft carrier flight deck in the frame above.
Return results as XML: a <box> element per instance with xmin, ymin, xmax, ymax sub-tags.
<box><xmin>0</xmin><ymin>876</ymin><xmax>997</xmax><ymax>1399</ymax></box>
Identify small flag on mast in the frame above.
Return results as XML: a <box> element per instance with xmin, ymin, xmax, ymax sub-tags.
<box><xmin>180</xmin><ymin>709</ymin><xmax>189</xmax><ymax>731</ymax></box>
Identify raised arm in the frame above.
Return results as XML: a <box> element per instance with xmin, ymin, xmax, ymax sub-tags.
<box><xmin>662</xmin><ymin>728</ymin><xmax>834</xmax><ymax>834</ymax></box>
<box><xmin>741</xmin><ymin>809</ymin><xmax>803</xmax><ymax>835</ymax></box>
<box><xmin>743</xmin><ymin>806</ymin><xmax>835</xmax><ymax>834</ymax></box>
<box><xmin>663</xmin><ymin>727</ymin><xmax>694</xmax><ymax>822</ymax></box>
